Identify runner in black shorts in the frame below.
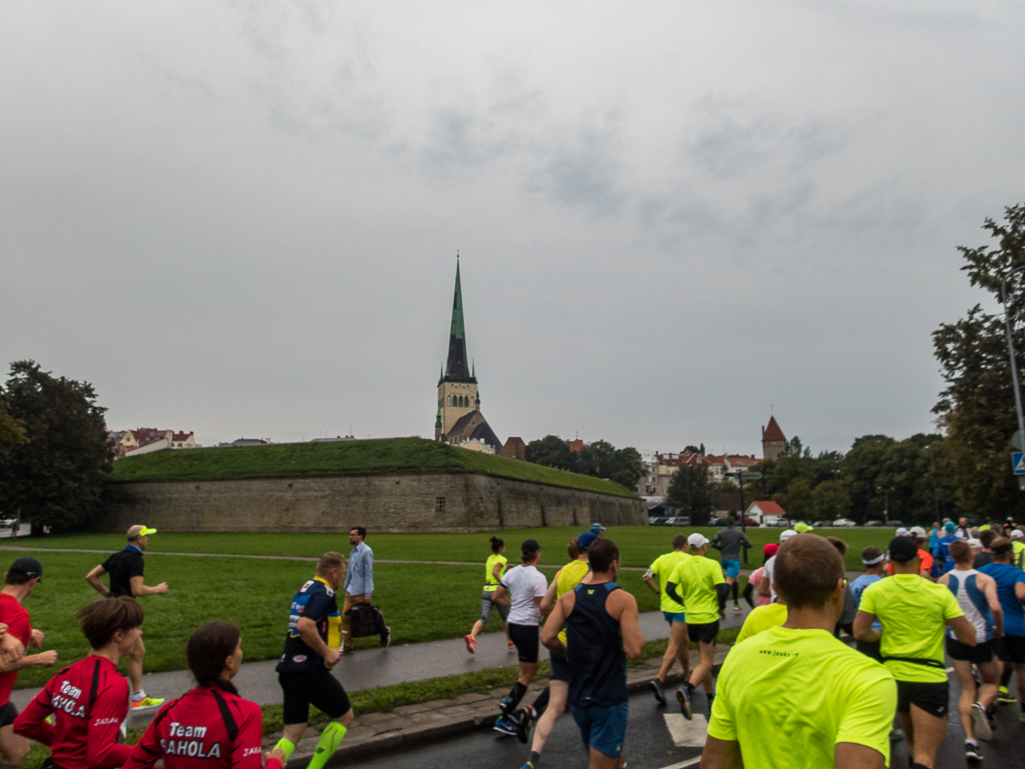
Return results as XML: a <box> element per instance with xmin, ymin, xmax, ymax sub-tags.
<box><xmin>274</xmin><ymin>552</ymin><xmax>353</xmax><ymax>769</ymax></box>
<box><xmin>491</xmin><ymin>540</ymin><xmax>549</xmax><ymax>736</ymax></box>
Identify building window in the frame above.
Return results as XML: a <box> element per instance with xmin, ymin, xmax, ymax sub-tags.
<box><xmin>435</xmin><ymin>497</ymin><xmax>446</xmax><ymax>514</ymax></box>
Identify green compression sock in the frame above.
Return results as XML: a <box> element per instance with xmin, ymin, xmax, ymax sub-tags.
<box><xmin>273</xmin><ymin>738</ymin><xmax>296</xmax><ymax>763</ymax></box>
<box><xmin>306</xmin><ymin>722</ymin><xmax>347</xmax><ymax>769</ymax></box>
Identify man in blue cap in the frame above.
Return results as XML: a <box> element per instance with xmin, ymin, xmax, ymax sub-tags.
<box><xmin>590</xmin><ymin>523</ymin><xmax>606</xmax><ymax>538</ymax></box>
<box><xmin>933</xmin><ymin>521</ymin><xmax>961</xmax><ymax>576</ymax></box>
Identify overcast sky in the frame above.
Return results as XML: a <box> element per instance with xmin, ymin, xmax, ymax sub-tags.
<box><xmin>2</xmin><ymin>1</ymin><xmax>1023</xmax><ymax>457</ymax></box>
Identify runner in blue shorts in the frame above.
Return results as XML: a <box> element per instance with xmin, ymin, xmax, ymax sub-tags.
<box><xmin>711</xmin><ymin>517</ymin><xmax>752</xmax><ymax>612</ymax></box>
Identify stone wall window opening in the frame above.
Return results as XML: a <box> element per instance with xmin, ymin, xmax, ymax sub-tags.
<box><xmin>435</xmin><ymin>496</ymin><xmax>446</xmax><ymax>514</ymax></box>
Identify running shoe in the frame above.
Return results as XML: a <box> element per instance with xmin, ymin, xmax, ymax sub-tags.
<box><xmin>514</xmin><ymin>707</ymin><xmax>532</xmax><ymax>744</ymax></box>
<box><xmin>131</xmin><ymin>696</ymin><xmax>165</xmax><ymax>710</ymax></box>
<box><xmin>464</xmin><ymin>635</ymin><xmax>476</xmax><ymax>654</ymax></box>
<box><xmin>676</xmin><ymin>687</ymin><xmax>693</xmax><ymax>720</ymax></box>
<box><xmin>649</xmin><ymin>679</ymin><xmax>667</xmax><ymax>706</ymax></box>
<box><xmin>493</xmin><ymin>715</ymin><xmax>518</xmax><ymax>736</ymax></box>
<box><xmin>508</xmin><ymin>640</ymin><xmax>516</xmax><ymax>650</ymax></box>
<box><xmin>971</xmin><ymin>703</ymin><xmax>993</xmax><ymax>741</ymax></box>
<box><xmin>997</xmin><ymin>686</ymin><xmax>1015</xmax><ymax>704</ymax></box>
<box><xmin>499</xmin><ymin>696</ymin><xmax>514</xmax><ymax>715</ymax></box>
<box><xmin>733</xmin><ymin>604</ymin><xmax>742</xmax><ymax>612</ymax></box>
<box><xmin>965</xmin><ymin>740</ymin><xmax>982</xmax><ymax>762</ymax></box>
<box><xmin>382</xmin><ymin>626</ymin><xmax>391</xmax><ymax>648</ymax></box>
<box><xmin>519</xmin><ymin>763</ymin><xmax>536</xmax><ymax>769</ymax></box>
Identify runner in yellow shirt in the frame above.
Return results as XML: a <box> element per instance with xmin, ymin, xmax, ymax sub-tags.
<box><xmin>734</xmin><ymin>600</ymin><xmax>787</xmax><ymax>645</ymax></box>
<box><xmin>465</xmin><ymin>536</ymin><xmax>511</xmax><ymax>654</ymax></box>
<box><xmin>642</xmin><ymin>534</ymin><xmax>690</xmax><ymax>705</ymax></box>
<box><xmin>703</xmin><ymin>534</ymin><xmax>895</xmax><ymax>769</ymax></box>
<box><xmin>666</xmin><ymin>533</ymin><xmax>726</xmax><ymax>719</ymax></box>
<box><xmin>513</xmin><ymin>531</ymin><xmax>595</xmax><ymax>767</ymax></box>
<box><xmin>854</xmin><ymin>535</ymin><xmax>977</xmax><ymax>769</ymax></box>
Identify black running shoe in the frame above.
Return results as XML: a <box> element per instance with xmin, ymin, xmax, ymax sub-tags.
<box><xmin>514</xmin><ymin>707</ymin><xmax>532</xmax><ymax>744</ymax></box>
<box><xmin>965</xmin><ymin>740</ymin><xmax>982</xmax><ymax>762</ymax></box>
<box><xmin>649</xmin><ymin>679</ymin><xmax>667</xmax><ymax>705</ymax></box>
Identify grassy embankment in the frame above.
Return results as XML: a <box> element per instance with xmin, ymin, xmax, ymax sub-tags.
<box><xmin>107</xmin><ymin>437</ymin><xmax>636</xmax><ymax>497</ymax></box>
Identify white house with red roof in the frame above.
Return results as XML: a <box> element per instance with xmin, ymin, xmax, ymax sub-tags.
<box><xmin>108</xmin><ymin>428</ymin><xmax>197</xmax><ymax>457</ymax></box>
<box><xmin>744</xmin><ymin>500</ymin><xmax>788</xmax><ymax>524</ymax></box>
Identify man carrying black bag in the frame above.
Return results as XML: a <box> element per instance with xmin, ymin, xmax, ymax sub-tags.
<box><xmin>342</xmin><ymin>527</ymin><xmax>390</xmax><ymax>652</ymax></box>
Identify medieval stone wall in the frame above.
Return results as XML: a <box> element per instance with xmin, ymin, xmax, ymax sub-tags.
<box><xmin>99</xmin><ymin>473</ymin><xmax>647</xmax><ymax>533</ymax></box>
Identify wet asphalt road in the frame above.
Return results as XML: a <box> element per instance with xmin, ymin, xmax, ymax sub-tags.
<box><xmin>341</xmin><ymin>667</ymin><xmax>1025</xmax><ymax>769</ymax></box>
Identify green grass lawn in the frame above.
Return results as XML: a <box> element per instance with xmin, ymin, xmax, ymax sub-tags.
<box><xmin>107</xmin><ymin>437</ymin><xmax>635</xmax><ymax>497</ymax></box>
<box><xmin>24</xmin><ymin>525</ymin><xmax>898</xmax><ymax>572</ymax></box>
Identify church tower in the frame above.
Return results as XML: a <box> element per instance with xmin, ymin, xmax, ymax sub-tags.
<box><xmin>436</xmin><ymin>258</ymin><xmax>479</xmax><ymax>438</ymax></box>
<box><xmin>761</xmin><ymin>416</ymin><xmax>786</xmax><ymax>461</ymax></box>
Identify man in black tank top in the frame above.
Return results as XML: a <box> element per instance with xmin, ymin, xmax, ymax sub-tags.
<box><xmin>542</xmin><ymin>539</ymin><xmax>644</xmax><ymax>769</ymax></box>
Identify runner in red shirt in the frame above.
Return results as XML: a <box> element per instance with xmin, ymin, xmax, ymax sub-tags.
<box><xmin>14</xmin><ymin>597</ymin><xmax>142</xmax><ymax>769</ymax></box>
<box><xmin>126</xmin><ymin>622</ymin><xmax>285</xmax><ymax>769</ymax></box>
<box><xmin>885</xmin><ymin>527</ymin><xmax>935</xmax><ymax>580</ymax></box>
<box><xmin>0</xmin><ymin>557</ymin><xmax>57</xmax><ymax>768</ymax></box>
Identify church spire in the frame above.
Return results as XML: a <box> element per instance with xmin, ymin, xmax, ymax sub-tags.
<box><xmin>443</xmin><ymin>256</ymin><xmax>473</xmax><ymax>382</ymax></box>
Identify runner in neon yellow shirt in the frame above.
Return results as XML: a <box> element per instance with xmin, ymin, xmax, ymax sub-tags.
<box><xmin>704</xmin><ymin>534</ymin><xmax>896</xmax><ymax>769</ymax></box>
<box><xmin>734</xmin><ymin>601</ymin><xmax>787</xmax><ymax>645</ymax></box>
<box><xmin>465</xmin><ymin>536</ymin><xmax>510</xmax><ymax>654</ymax></box>
<box><xmin>642</xmin><ymin>534</ymin><xmax>690</xmax><ymax>706</ymax></box>
<box><xmin>854</xmin><ymin>535</ymin><xmax>976</xmax><ymax>769</ymax></box>
<box><xmin>666</xmin><ymin>533</ymin><xmax>725</xmax><ymax>719</ymax></box>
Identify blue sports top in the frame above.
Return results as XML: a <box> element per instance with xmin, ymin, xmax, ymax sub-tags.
<box><xmin>276</xmin><ymin>577</ymin><xmax>342</xmax><ymax>673</ymax></box>
<box><xmin>566</xmin><ymin>582</ymin><xmax>627</xmax><ymax>708</ymax></box>
<box><xmin>979</xmin><ymin>563</ymin><xmax>1025</xmax><ymax>637</ymax></box>
<box><xmin>945</xmin><ymin>569</ymin><xmax>992</xmax><ymax>642</ymax></box>
<box><xmin>849</xmin><ymin>574</ymin><xmax>882</xmax><ymax>631</ymax></box>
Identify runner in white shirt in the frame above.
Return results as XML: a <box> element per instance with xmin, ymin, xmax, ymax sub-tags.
<box><xmin>491</xmin><ymin>539</ymin><xmax>549</xmax><ymax>736</ymax></box>
<box><xmin>758</xmin><ymin>529</ymin><xmax>798</xmax><ymax>603</ymax></box>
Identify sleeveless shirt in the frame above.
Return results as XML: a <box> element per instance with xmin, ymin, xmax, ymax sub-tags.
<box><xmin>566</xmin><ymin>582</ymin><xmax>628</xmax><ymax>708</ymax></box>
<box><xmin>946</xmin><ymin>568</ymin><xmax>992</xmax><ymax>642</ymax></box>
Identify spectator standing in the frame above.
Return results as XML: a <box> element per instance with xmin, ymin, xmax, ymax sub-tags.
<box><xmin>14</xmin><ymin>597</ymin><xmax>141</xmax><ymax>769</ymax></box>
<box><xmin>0</xmin><ymin>558</ymin><xmax>57</xmax><ymax>769</ymax></box>
<box><xmin>702</xmin><ymin>535</ymin><xmax>896</xmax><ymax>769</ymax></box>
<box><xmin>710</xmin><ymin>517</ymin><xmax>752</xmax><ymax>612</ymax></box>
<box><xmin>126</xmin><ymin>621</ymin><xmax>286</xmax><ymax>769</ymax></box>
<box><xmin>84</xmin><ymin>525</ymin><xmax>168</xmax><ymax>709</ymax></box>
<box><xmin>342</xmin><ymin>527</ymin><xmax>388</xmax><ymax>652</ymax></box>
<box><xmin>643</xmin><ymin>534</ymin><xmax>690</xmax><ymax>705</ymax></box>
<box><xmin>542</xmin><ymin>539</ymin><xmax>644</xmax><ymax>769</ymax></box>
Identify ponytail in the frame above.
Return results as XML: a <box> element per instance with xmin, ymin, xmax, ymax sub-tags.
<box><xmin>490</xmin><ymin>536</ymin><xmax>504</xmax><ymax>554</ymax></box>
<box><xmin>186</xmin><ymin>621</ymin><xmax>241</xmax><ymax>695</ymax></box>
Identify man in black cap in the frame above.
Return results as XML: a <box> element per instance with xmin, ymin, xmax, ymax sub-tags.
<box><xmin>85</xmin><ymin>525</ymin><xmax>168</xmax><ymax>709</ymax></box>
<box><xmin>855</xmin><ymin>537</ymin><xmax>976</xmax><ymax>769</ymax></box>
<box><xmin>0</xmin><ymin>557</ymin><xmax>56</xmax><ymax>769</ymax></box>
<box><xmin>491</xmin><ymin>539</ymin><xmax>549</xmax><ymax>736</ymax></box>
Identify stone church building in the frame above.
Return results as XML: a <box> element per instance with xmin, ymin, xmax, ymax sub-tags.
<box><xmin>434</xmin><ymin>259</ymin><xmax>502</xmax><ymax>452</ymax></box>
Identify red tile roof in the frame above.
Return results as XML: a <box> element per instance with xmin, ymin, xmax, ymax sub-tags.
<box><xmin>762</xmin><ymin>416</ymin><xmax>785</xmax><ymax>442</ymax></box>
<box><xmin>750</xmin><ymin>500</ymin><xmax>786</xmax><ymax>515</ymax></box>
<box><xmin>567</xmin><ymin>439</ymin><xmax>584</xmax><ymax>453</ymax></box>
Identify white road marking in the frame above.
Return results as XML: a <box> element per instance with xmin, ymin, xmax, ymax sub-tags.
<box><xmin>664</xmin><ymin>712</ymin><xmax>709</xmax><ymax>747</ymax></box>
<box><xmin>655</xmin><ymin>757</ymin><xmax>702</xmax><ymax>769</ymax></box>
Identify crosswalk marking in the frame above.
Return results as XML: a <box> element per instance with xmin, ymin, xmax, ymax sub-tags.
<box><xmin>664</xmin><ymin>712</ymin><xmax>708</xmax><ymax>747</ymax></box>
<box><xmin>655</xmin><ymin>756</ymin><xmax>702</xmax><ymax>769</ymax></box>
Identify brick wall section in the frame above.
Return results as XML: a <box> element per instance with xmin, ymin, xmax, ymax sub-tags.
<box><xmin>100</xmin><ymin>473</ymin><xmax>647</xmax><ymax>533</ymax></box>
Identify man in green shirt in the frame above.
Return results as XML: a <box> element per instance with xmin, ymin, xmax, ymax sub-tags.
<box><xmin>643</xmin><ymin>534</ymin><xmax>690</xmax><ymax>705</ymax></box>
<box><xmin>854</xmin><ymin>536</ymin><xmax>977</xmax><ymax>769</ymax></box>
<box><xmin>703</xmin><ymin>533</ymin><xmax>896</xmax><ymax>769</ymax></box>
<box><xmin>666</xmin><ymin>533</ymin><xmax>726</xmax><ymax>719</ymax></box>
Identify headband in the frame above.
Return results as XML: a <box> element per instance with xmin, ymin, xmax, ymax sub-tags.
<box><xmin>862</xmin><ymin>554</ymin><xmax>887</xmax><ymax>565</ymax></box>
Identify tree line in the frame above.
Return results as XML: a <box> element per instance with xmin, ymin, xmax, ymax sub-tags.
<box><xmin>524</xmin><ymin>435</ymin><xmax>645</xmax><ymax>491</ymax></box>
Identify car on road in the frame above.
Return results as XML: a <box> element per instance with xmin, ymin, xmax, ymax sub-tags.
<box><xmin>832</xmin><ymin>518</ymin><xmax>857</xmax><ymax>527</ymax></box>
<box><xmin>710</xmin><ymin>517</ymin><xmax>729</xmax><ymax>526</ymax></box>
<box><xmin>888</xmin><ymin>520</ymin><xmax>905</xmax><ymax>527</ymax></box>
<box><xmin>864</xmin><ymin>520</ymin><xmax>883</xmax><ymax>527</ymax></box>
<box><xmin>649</xmin><ymin>517</ymin><xmax>669</xmax><ymax>526</ymax></box>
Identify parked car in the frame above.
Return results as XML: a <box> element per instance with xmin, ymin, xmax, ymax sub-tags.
<box><xmin>649</xmin><ymin>517</ymin><xmax>668</xmax><ymax>526</ymax></box>
<box><xmin>864</xmin><ymin>520</ymin><xmax>883</xmax><ymax>527</ymax></box>
<box><xmin>888</xmin><ymin>520</ymin><xmax>905</xmax><ymax>527</ymax></box>
<box><xmin>710</xmin><ymin>517</ymin><xmax>729</xmax><ymax>526</ymax></box>
<box><xmin>832</xmin><ymin>518</ymin><xmax>857</xmax><ymax>527</ymax></box>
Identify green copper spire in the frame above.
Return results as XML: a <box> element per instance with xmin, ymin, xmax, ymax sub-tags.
<box><xmin>435</xmin><ymin>403</ymin><xmax>442</xmax><ymax>428</ymax></box>
<box><xmin>443</xmin><ymin>255</ymin><xmax>473</xmax><ymax>382</ymax></box>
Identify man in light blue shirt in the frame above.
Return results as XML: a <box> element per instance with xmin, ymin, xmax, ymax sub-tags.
<box><xmin>342</xmin><ymin>527</ymin><xmax>388</xmax><ymax>652</ymax></box>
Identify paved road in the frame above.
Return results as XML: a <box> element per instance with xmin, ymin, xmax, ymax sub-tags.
<box><xmin>340</xmin><ymin>667</ymin><xmax>1023</xmax><ymax>769</ymax></box>
<box><xmin>9</xmin><ymin>606</ymin><xmax>755</xmax><ymax>711</ymax></box>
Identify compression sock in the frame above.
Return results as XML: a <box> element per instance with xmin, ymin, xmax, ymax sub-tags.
<box><xmin>528</xmin><ymin>751</ymin><xmax>541</xmax><ymax>767</ymax></box>
<box><xmin>272</xmin><ymin>738</ymin><xmax>295</xmax><ymax>763</ymax></box>
<box><xmin>1002</xmin><ymin>665</ymin><xmax>1014</xmax><ymax>687</ymax></box>
<box><xmin>531</xmin><ymin>687</ymin><xmax>551</xmax><ymax>716</ymax></box>
<box><xmin>306</xmin><ymin>722</ymin><xmax>347</xmax><ymax>769</ymax></box>
<box><xmin>731</xmin><ymin>583</ymin><xmax>739</xmax><ymax>603</ymax></box>
<box><xmin>506</xmin><ymin>682</ymin><xmax>528</xmax><ymax>713</ymax></box>
<box><xmin>742</xmin><ymin>583</ymin><xmax>754</xmax><ymax>609</ymax></box>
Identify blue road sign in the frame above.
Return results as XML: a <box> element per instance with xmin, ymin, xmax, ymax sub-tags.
<box><xmin>1014</xmin><ymin>452</ymin><xmax>1025</xmax><ymax>475</ymax></box>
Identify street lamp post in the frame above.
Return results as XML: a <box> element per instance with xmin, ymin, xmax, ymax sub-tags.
<box><xmin>1001</xmin><ymin>266</ymin><xmax>1025</xmax><ymax>490</ymax></box>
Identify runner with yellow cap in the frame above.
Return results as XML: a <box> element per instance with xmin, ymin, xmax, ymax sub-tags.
<box><xmin>85</xmin><ymin>525</ymin><xmax>168</xmax><ymax>709</ymax></box>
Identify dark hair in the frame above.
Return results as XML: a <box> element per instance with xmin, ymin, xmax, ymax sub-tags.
<box><xmin>861</xmin><ymin>546</ymin><xmax>883</xmax><ymax>564</ymax></box>
<box><xmin>5</xmin><ymin>570</ymin><xmax>33</xmax><ymax>586</ymax></box>
<box><xmin>567</xmin><ymin>539</ymin><xmax>579</xmax><ymax>561</ymax></box>
<box><xmin>825</xmin><ymin>536</ymin><xmax>848</xmax><ymax>557</ymax></box>
<box><xmin>980</xmin><ymin>529</ymin><xmax>997</xmax><ymax>548</ymax></box>
<box><xmin>992</xmin><ymin>537</ymin><xmax>1014</xmax><ymax>561</ymax></box>
<box><xmin>489</xmin><ymin>536</ymin><xmax>504</xmax><ymax>554</ymax></box>
<box><xmin>672</xmin><ymin>534</ymin><xmax>687</xmax><ymax>550</ymax></box>
<box><xmin>351</xmin><ymin>526</ymin><xmax>367</xmax><ymax>539</ymax></box>
<box><xmin>316</xmin><ymin>551</ymin><xmax>344</xmax><ymax>576</ymax></box>
<box><xmin>774</xmin><ymin>535</ymin><xmax>844</xmax><ymax>609</ymax></box>
<box><xmin>588</xmin><ymin>539</ymin><xmax>620</xmax><ymax>573</ymax></box>
<box><xmin>949</xmin><ymin>540</ymin><xmax>972</xmax><ymax>564</ymax></box>
<box><xmin>186</xmin><ymin>621</ymin><xmax>241</xmax><ymax>695</ymax></box>
<box><xmin>76</xmin><ymin>597</ymin><xmax>144</xmax><ymax>649</ymax></box>
<box><xmin>726</xmin><ymin>516</ymin><xmax>736</xmax><ymax>527</ymax></box>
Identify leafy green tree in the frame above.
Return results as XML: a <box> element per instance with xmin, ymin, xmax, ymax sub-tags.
<box><xmin>0</xmin><ymin>396</ymin><xmax>29</xmax><ymax>456</ymax></box>
<box><xmin>933</xmin><ymin>204</ymin><xmax>1025</xmax><ymax>519</ymax></box>
<box><xmin>0</xmin><ymin>361</ymin><xmax>112</xmax><ymax>531</ymax></box>
<box><xmin>812</xmin><ymin>479</ymin><xmax>851</xmax><ymax>522</ymax></box>
<box><xmin>525</xmin><ymin>435</ymin><xmax>574</xmax><ymax>471</ymax></box>
<box><xmin>666</xmin><ymin>465</ymin><xmax>713</xmax><ymax>525</ymax></box>
<box><xmin>607</xmin><ymin>446</ymin><xmax>644</xmax><ymax>490</ymax></box>
<box><xmin>526</xmin><ymin>436</ymin><xmax>644</xmax><ymax>491</ymax></box>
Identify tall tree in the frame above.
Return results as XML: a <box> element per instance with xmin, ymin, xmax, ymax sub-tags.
<box><xmin>0</xmin><ymin>361</ymin><xmax>113</xmax><ymax>532</ymax></box>
<box><xmin>524</xmin><ymin>435</ymin><xmax>574</xmax><ymax>471</ymax></box>
<box><xmin>666</xmin><ymin>465</ymin><xmax>714</xmax><ymax>525</ymax></box>
<box><xmin>933</xmin><ymin>204</ymin><xmax>1025</xmax><ymax>519</ymax></box>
